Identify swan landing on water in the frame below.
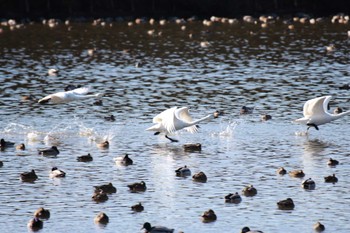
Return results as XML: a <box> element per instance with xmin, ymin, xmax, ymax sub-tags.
<box><xmin>294</xmin><ymin>95</ymin><xmax>350</xmax><ymax>131</ymax></box>
<box><xmin>38</xmin><ymin>87</ymin><xmax>103</xmax><ymax>104</ymax></box>
<box><xmin>146</xmin><ymin>106</ymin><xmax>213</xmax><ymax>142</ymax></box>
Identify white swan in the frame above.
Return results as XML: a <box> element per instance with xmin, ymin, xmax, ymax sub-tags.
<box><xmin>146</xmin><ymin>107</ymin><xmax>213</xmax><ymax>142</ymax></box>
<box><xmin>294</xmin><ymin>96</ymin><xmax>350</xmax><ymax>130</ymax></box>
<box><xmin>38</xmin><ymin>87</ymin><xmax>103</xmax><ymax>104</ymax></box>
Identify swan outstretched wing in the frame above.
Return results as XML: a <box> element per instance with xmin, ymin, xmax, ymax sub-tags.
<box><xmin>71</xmin><ymin>87</ymin><xmax>90</xmax><ymax>95</ymax></box>
<box><xmin>303</xmin><ymin>96</ymin><xmax>331</xmax><ymax>117</ymax></box>
<box><xmin>175</xmin><ymin>107</ymin><xmax>199</xmax><ymax>133</ymax></box>
<box><xmin>153</xmin><ymin>107</ymin><xmax>177</xmax><ymax>133</ymax></box>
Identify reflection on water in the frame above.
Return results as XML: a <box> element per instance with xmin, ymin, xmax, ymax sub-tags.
<box><xmin>1</xmin><ymin>18</ymin><xmax>350</xmax><ymax>232</ymax></box>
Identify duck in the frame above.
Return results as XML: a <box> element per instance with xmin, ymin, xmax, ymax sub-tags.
<box><xmin>146</xmin><ymin>107</ymin><xmax>213</xmax><ymax>142</ymax></box>
<box><xmin>16</xmin><ymin>143</ymin><xmax>25</xmax><ymax>150</ymax></box>
<box><xmin>127</xmin><ymin>181</ymin><xmax>146</xmax><ymax>192</ymax></box>
<box><xmin>38</xmin><ymin>86</ymin><xmax>103</xmax><ymax>104</ymax></box>
<box><xmin>21</xmin><ymin>95</ymin><xmax>36</xmax><ymax>101</ymax></box>
<box><xmin>324</xmin><ymin>174</ymin><xmax>338</xmax><ymax>183</ymax></box>
<box><xmin>242</xmin><ymin>185</ymin><xmax>257</xmax><ymax>196</ymax></box>
<box><xmin>294</xmin><ymin>96</ymin><xmax>350</xmax><ymax>131</ymax></box>
<box><xmin>0</xmin><ymin>161</ymin><xmax>3</xmax><ymax>167</ymax></box>
<box><xmin>131</xmin><ymin>202</ymin><xmax>144</xmax><ymax>212</ymax></box>
<box><xmin>241</xmin><ymin>226</ymin><xmax>264</xmax><ymax>233</ymax></box>
<box><xmin>175</xmin><ymin>165</ymin><xmax>191</xmax><ymax>177</ymax></box>
<box><xmin>50</xmin><ymin>167</ymin><xmax>66</xmax><ymax>178</ymax></box>
<box><xmin>313</xmin><ymin>221</ymin><xmax>325</xmax><ymax>232</ymax></box>
<box><xmin>183</xmin><ymin>143</ymin><xmax>202</xmax><ymax>152</ymax></box>
<box><xmin>34</xmin><ymin>207</ymin><xmax>50</xmax><ymax>219</ymax></box>
<box><xmin>104</xmin><ymin>115</ymin><xmax>115</xmax><ymax>122</ymax></box>
<box><xmin>225</xmin><ymin>192</ymin><xmax>242</xmax><ymax>203</ymax></box>
<box><xmin>93</xmin><ymin>99</ymin><xmax>103</xmax><ymax>106</ymax></box>
<box><xmin>334</xmin><ymin>107</ymin><xmax>343</xmax><ymax>114</ymax></box>
<box><xmin>240</xmin><ymin>106</ymin><xmax>254</xmax><ymax>115</ymax></box>
<box><xmin>94</xmin><ymin>182</ymin><xmax>117</xmax><ymax>194</ymax></box>
<box><xmin>142</xmin><ymin>222</ymin><xmax>174</xmax><ymax>233</ymax></box>
<box><xmin>114</xmin><ymin>154</ymin><xmax>133</xmax><ymax>166</ymax></box>
<box><xmin>92</xmin><ymin>191</ymin><xmax>109</xmax><ymax>203</ymax></box>
<box><xmin>276</xmin><ymin>167</ymin><xmax>287</xmax><ymax>175</ymax></box>
<box><xmin>192</xmin><ymin>171</ymin><xmax>207</xmax><ymax>182</ymax></box>
<box><xmin>20</xmin><ymin>169</ymin><xmax>38</xmax><ymax>182</ymax></box>
<box><xmin>261</xmin><ymin>114</ymin><xmax>272</xmax><ymax>121</ymax></box>
<box><xmin>289</xmin><ymin>170</ymin><xmax>305</xmax><ymax>178</ymax></box>
<box><xmin>27</xmin><ymin>217</ymin><xmax>43</xmax><ymax>231</ymax></box>
<box><xmin>48</xmin><ymin>68</ymin><xmax>58</xmax><ymax>76</ymax></box>
<box><xmin>201</xmin><ymin>209</ymin><xmax>217</xmax><ymax>222</ymax></box>
<box><xmin>77</xmin><ymin>153</ymin><xmax>93</xmax><ymax>162</ymax></box>
<box><xmin>94</xmin><ymin>212</ymin><xmax>109</xmax><ymax>224</ymax></box>
<box><xmin>38</xmin><ymin>146</ymin><xmax>59</xmax><ymax>156</ymax></box>
<box><xmin>327</xmin><ymin>158</ymin><xmax>339</xmax><ymax>166</ymax></box>
<box><xmin>0</xmin><ymin>138</ymin><xmax>15</xmax><ymax>148</ymax></box>
<box><xmin>97</xmin><ymin>141</ymin><xmax>109</xmax><ymax>149</ymax></box>
<box><xmin>277</xmin><ymin>198</ymin><xmax>295</xmax><ymax>210</ymax></box>
<box><xmin>301</xmin><ymin>178</ymin><xmax>316</xmax><ymax>189</ymax></box>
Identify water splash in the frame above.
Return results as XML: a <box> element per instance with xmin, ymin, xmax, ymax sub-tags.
<box><xmin>211</xmin><ymin>120</ymin><xmax>238</xmax><ymax>138</ymax></box>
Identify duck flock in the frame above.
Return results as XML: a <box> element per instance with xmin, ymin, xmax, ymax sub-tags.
<box><xmin>0</xmin><ymin>13</ymin><xmax>350</xmax><ymax>233</ymax></box>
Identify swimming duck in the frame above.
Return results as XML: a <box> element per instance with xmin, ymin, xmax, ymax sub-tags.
<box><xmin>313</xmin><ymin>221</ymin><xmax>325</xmax><ymax>232</ymax></box>
<box><xmin>34</xmin><ymin>207</ymin><xmax>50</xmax><ymax>219</ymax></box>
<box><xmin>277</xmin><ymin>198</ymin><xmax>295</xmax><ymax>210</ymax></box>
<box><xmin>104</xmin><ymin>115</ymin><xmax>116</xmax><ymax>122</ymax></box>
<box><xmin>175</xmin><ymin>165</ymin><xmax>191</xmax><ymax>177</ymax></box>
<box><xmin>192</xmin><ymin>171</ymin><xmax>207</xmax><ymax>182</ymax></box>
<box><xmin>277</xmin><ymin>167</ymin><xmax>287</xmax><ymax>175</ymax></box>
<box><xmin>333</xmin><ymin>107</ymin><xmax>343</xmax><ymax>114</ymax></box>
<box><xmin>240</xmin><ymin>106</ymin><xmax>254</xmax><ymax>115</ymax></box>
<box><xmin>324</xmin><ymin>174</ymin><xmax>338</xmax><ymax>183</ymax></box>
<box><xmin>327</xmin><ymin>158</ymin><xmax>339</xmax><ymax>166</ymax></box>
<box><xmin>114</xmin><ymin>154</ymin><xmax>133</xmax><ymax>166</ymax></box>
<box><xmin>241</xmin><ymin>226</ymin><xmax>264</xmax><ymax>233</ymax></box>
<box><xmin>0</xmin><ymin>161</ymin><xmax>3</xmax><ymax>167</ymax></box>
<box><xmin>48</xmin><ymin>68</ymin><xmax>58</xmax><ymax>76</ymax></box>
<box><xmin>131</xmin><ymin>202</ymin><xmax>144</xmax><ymax>212</ymax></box>
<box><xmin>97</xmin><ymin>141</ymin><xmax>109</xmax><ymax>149</ymax></box>
<box><xmin>225</xmin><ymin>192</ymin><xmax>242</xmax><ymax>203</ymax></box>
<box><xmin>127</xmin><ymin>181</ymin><xmax>146</xmax><ymax>192</ymax></box>
<box><xmin>21</xmin><ymin>95</ymin><xmax>36</xmax><ymax>101</ymax></box>
<box><xmin>27</xmin><ymin>217</ymin><xmax>43</xmax><ymax>231</ymax></box>
<box><xmin>16</xmin><ymin>143</ymin><xmax>25</xmax><ymax>150</ymax></box>
<box><xmin>38</xmin><ymin>146</ymin><xmax>59</xmax><ymax>156</ymax></box>
<box><xmin>301</xmin><ymin>178</ymin><xmax>316</xmax><ymax>190</ymax></box>
<box><xmin>142</xmin><ymin>222</ymin><xmax>174</xmax><ymax>233</ymax></box>
<box><xmin>261</xmin><ymin>114</ymin><xmax>272</xmax><ymax>121</ymax></box>
<box><xmin>242</xmin><ymin>185</ymin><xmax>257</xmax><ymax>197</ymax></box>
<box><xmin>50</xmin><ymin>167</ymin><xmax>66</xmax><ymax>178</ymax></box>
<box><xmin>201</xmin><ymin>209</ymin><xmax>217</xmax><ymax>222</ymax></box>
<box><xmin>0</xmin><ymin>138</ymin><xmax>15</xmax><ymax>148</ymax></box>
<box><xmin>289</xmin><ymin>170</ymin><xmax>305</xmax><ymax>178</ymax></box>
<box><xmin>92</xmin><ymin>191</ymin><xmax>109</xmax><ymax>203</ymax></box>
<box><xmin>94</xmin><ymin>182</ymin><xmax>117</xmax><ymax>194</ymax></box>
<box><xmin>77</xmin><ymin>153</ymin><xmax>93</xmax><ymax>162</ymax></box>
<box><xmin>94</xmin><ymin>212</ymin><xmax>109</xmax><ymax>224</ymax></box>
<box><xmin>183</xmin><ymin>143</ymin><xmax>202</xmax><ymax>152</ymax></box>
<box><xmin>20</xmin><ymin>169</ymin><xmax>38</xmax><ymax>182</ymax></box>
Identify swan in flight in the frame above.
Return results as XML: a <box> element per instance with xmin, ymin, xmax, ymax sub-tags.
<box><xmin>146</xmin><ymin>107</ymin><xmax>213</xmax><ymax>142</ymax></box>
<box><xmin>294</xmin><ymin>96</ymin><xmax>350</xmax><ymax>130</ymax></box>
<box><xmin>38</xmin><ymin>87</ymin><xmax>103</xmax><ymax>104</ymax></box>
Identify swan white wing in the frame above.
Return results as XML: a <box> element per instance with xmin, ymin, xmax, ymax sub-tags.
<box><xmin>175</xmin><ymin>107</ymin><xmax>199</xmax><ymax>133</ymax></box>
<box><xmin>303</xmin><ymin>96</ymin><xmax>330</xmax><ymax>117</ymax></box>
<box><xmin>175</xmin><ymin>107</ymin><xmax>194</xmax><ymax>123</ymax></box>
<box><xmin>70</xmin><ymin>87</ymin><xmax>90</xmax><ymax>95</ymax></box>
<box><xmin>153</xmin><ymin>107</ymin><xmax>177</xmax><ymax>133</ymax></box>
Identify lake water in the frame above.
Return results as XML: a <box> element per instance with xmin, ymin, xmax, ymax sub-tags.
<box><xmin>0</xmin><ymin>17</ymin><xmax>350</xmax><ymax>233</ymax></box>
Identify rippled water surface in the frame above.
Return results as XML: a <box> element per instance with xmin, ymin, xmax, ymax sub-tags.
<box><xmin>1</xmin><ymin>19</ymin><xmax>350</xmax><ymax>233</ymax></box>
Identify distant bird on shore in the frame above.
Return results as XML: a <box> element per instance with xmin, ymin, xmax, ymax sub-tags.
<box><xmin>38</xmin><ymin>87</ymin><xmax>103</xmax><ymax>104</ymax></box>
<box><xmin>146</xmin><ymin>107</ymin><xmax>213</xmax><ymax>142</ymax></box>
<box><xmin>294</xmin><ymin>96</ymin><xmax>350</xmax><ymax>131</ymax></box>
